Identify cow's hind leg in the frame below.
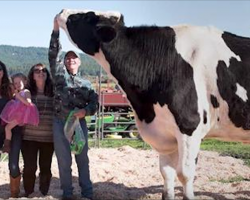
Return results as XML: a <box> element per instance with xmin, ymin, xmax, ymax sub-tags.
<box><xmin>160</xmin><ymin>150</ymin><xmax>178</xmax><ymax>200</ymax></box>
<box><xmin>177</xmin><ymin>134</ymin><xmax>202</xmax><ymax>200</ymax></box>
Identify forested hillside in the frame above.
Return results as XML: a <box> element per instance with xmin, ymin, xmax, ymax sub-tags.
<box><xmin>0</xmin><ymin>45</ymin><xmax>101</xmax><ymax>76</ymax></box>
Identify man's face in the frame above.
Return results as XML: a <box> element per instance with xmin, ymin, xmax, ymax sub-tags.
<box><xmin>65</xmin><ymin>52</ymin><xmax>81</xmax><ymax>74</ymax></box>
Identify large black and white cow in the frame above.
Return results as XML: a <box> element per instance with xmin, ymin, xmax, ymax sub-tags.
<box><xmin>56</xmin><ymin>9</ymin><xmax>250</xmax><ymax>199</ymax></box>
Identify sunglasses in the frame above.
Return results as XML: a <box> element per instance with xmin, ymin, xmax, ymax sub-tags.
<box><xmin>33</xmin><ymin>68</ymin><xmax>47</xmax><ymax>74</ymax></box>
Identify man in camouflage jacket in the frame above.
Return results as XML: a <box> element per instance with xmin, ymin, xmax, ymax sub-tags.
<box><xmin>48</xmin><ymin>16</ymin><xmax>98</xmax><ymax>200</ymax></box>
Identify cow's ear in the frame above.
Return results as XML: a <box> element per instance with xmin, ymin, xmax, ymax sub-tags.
<box><xmin>86</xmin><ymin>12</ymin><xmax>99</xmax><ymax>24</ymax></box>
<box><xmin>96</xmin><ymin>26</ymin><xmax>116</xmax><ymax>43</ymax></box>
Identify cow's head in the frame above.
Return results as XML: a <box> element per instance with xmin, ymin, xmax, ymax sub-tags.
<box><xmin>57</xmin><ymin>9</ymin><xmax>124</xmax><ymax>55</ymax></box>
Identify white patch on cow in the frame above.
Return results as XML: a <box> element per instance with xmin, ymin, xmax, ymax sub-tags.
<box><xmin>135</xmin><ymin>103</ymin><xmax>178</xmax><ymax>154</ymax></box>
<box><xmin>235</xmin><ymin>83</ymin><xmax>248</xmax><ymax>102</ymax></box>
<box><xmin>159</xmin><ymin>152</ymin><xmax>178</xmax><ymax>199</ymax></box>
<box><xmin>56</xmin><ymin>12</ymin><xmax>79</xmax><ymax>49</ymax></box>
<box><xmin>91</xmin><ymin>49</ymin><xmax>111</xmax><ymax>74</ymax></box>
<box><xmin>173</xmin><ymin>25</ymin><xmax>249</xmax><ymax>142</ymax></box>
<box><xmin>91</xmin><ymin>50</ymin><xmax>118</xmax><ymax>84</ymax></box>
<box><xmin>173</xmin><ymin>26</ymin><xmax>242</xmax><ymax>113</ymax></box>
<box><xmin>173</xmin><ymin>25</ymin><xmax>241</xmax><ymax>68</ymax></box>
<box><xmin>91</xmin><ymin>49</ymin><xmax>129</xmax><ymax>99</ymax></box>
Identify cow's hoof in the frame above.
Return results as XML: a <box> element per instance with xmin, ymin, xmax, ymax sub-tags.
<box><xmin>183</xmin><ymin>195</ymin><xmax>196</xmax><ymax>200</ymax></box>
<box><xmin>162</xmin><ymin>192</ymin><xmax>174</xmax><ymax>200</ymax></box>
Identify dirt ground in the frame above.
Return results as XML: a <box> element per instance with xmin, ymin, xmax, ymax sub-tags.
<box><xmin>0</xmin><ymin>146</ymin><xmax>250</xmax><ymax>200</ymax></box>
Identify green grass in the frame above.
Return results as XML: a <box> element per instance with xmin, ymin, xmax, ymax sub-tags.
<box><xmin>201</xmin><ymin>139</ymin><xmax>250</xmax><ymax>166</ymax></box>
<box><xmin>90</xmin><ymin>138</ymin><xmax>250</xmax><ymax>167</ymax></box>
<box><xmin>89</xmin><ymin>138</ymin><xmax>151</xmax><ymax>149</ymax></box>
<box><xmin>1</xmin><ymin>138</ymin><xmax>249</xmax><ymax>167</ymax></box>
<box><xmin>0</xmin><ymin>153</ymin><xmax>9</xmax><ymax>162</ymax></box>
<box><xmin>210</xmin><ymin>175</ymin><xmax>247</xmax><ymax>183</ymax></box>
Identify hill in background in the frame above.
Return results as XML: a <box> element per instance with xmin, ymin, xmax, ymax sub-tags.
<box><xmin>0</xmin><ymin>45</ymin><xmax>101</xmax><ymax>76</ymax></box>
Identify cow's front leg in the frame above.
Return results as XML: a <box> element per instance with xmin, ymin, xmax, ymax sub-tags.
<box><xmin>176</xmin><ymin>134</ymin><xmax>202</xmax><ymax>200</ymax></box>
<box><xmin>160</xmin><ymin>150</ymin><xmax>178</xmax><ymax>200</ymax></box>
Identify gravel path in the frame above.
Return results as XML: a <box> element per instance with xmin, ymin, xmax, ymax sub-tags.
<box><xmin>0</xmin><ymin>146</ymin><xmax>250</xmax><ymax>199</ymax></box>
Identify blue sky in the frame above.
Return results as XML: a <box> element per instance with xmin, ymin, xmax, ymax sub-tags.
<box><xmin>0</xmin><ymin>1</ymin><xmax>250</xmax><ymax>52</ymax></box>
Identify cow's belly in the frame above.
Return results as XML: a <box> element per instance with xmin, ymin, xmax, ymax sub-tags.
<box><xmin>207</xmin><ymin>101</ymin><xmax>250</xmax><ymax>143</ymax></box>
<box><xmin>207</xmin><ymin>123</ymin><xmax>250</xmax><ymax>143</ymax></box>
<box><xmin>135</xmin><ymin>103</ymin><xmax>179</xmax><ymax>154</ymax></box>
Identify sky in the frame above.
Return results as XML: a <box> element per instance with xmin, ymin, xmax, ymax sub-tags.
<box><xmin>0</xmin><ymin>1</ymin><xmax>250</xmax><ymax>53</ymax></box>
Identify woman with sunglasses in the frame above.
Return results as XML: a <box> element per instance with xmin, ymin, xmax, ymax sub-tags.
<box><xmin>21</xmin><ymin>63</ymin><xmax>54</xmax><ymax>197</ymax></box>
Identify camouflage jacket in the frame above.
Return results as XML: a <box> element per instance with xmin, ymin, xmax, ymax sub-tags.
<box><xmin>48</xmin><ymin>31</ymin><xmax>98</xmax><ymax>120</ymax></box>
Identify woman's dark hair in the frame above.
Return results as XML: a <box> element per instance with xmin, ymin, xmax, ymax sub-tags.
<box><xmin>27</xmin><ymin>63</ymin><xmax>54</xmax><ymax>97</ymax></box>
<box><xmin>0</xmin><ymin>60</ymin><xmax>13</xmax><ymax>99</ymax></box>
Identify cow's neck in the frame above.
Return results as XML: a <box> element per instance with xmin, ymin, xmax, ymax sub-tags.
<box><xmin>94</xmin><ymin>26</ymin><xmax>200</xmax><ymax>134</ymax></box>
<box><xmin>102</xmin><ymin>26</ymin><xmax>175</xmax><ymax>90</ymax></box>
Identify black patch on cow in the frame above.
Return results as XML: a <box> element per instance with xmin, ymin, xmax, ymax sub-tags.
<box><xmin>66</xmin><ymin>12</ymin><xmax>101</xmax><ymax>55</ymax></box>
<box><xmin>218</xmin><ymin>32</ymin><xmax>250</xmax><ymax>129</ymax></box>
<box><xmin>210</xmin><ymin>95</ymin><xmax>219</xmax><ymax>108</ymax></box>
<box><xmin>203</xmin><ymin>110</ymin><xmax>207</xmax><ymax>124</ymax></box>
<box><xmin>195</xmin><ymin>152</ymin><xmax>200</xmax><ymax>165</ymax></box>
<box><xmin>216</xmin><ymin>59</ymin><xmax>250</xmax><ymax>130</ymax></box>
<box><xmin>222</xmin><ymin>32</ymin><xmax>250</xmax><ymax>62</ymax></box>
<box><xmin>195</xmin><ymin>156</ymin><xmax>198</xmax><ymax>165</ymax></box>
<box><xmin>102</xmin><ymin>26</ymin><xmax>200</xmax><ymax>136</ymax></box>
<box><xmin>217</xmin><ymin>117</ymin><xmax>220</xmax><ymax>122</ymax></box>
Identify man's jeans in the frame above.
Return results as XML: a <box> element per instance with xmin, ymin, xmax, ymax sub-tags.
<box><xmin>53</xmin><ymin>117</ymin><xmax>93</xmax><ymax>198</ymax></box>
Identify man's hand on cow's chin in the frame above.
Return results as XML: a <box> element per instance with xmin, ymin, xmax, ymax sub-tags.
<box><xmin>73</xmin><ymin>109</ymin><xmax>87</xmax><ymax>119</ymax></box>
<box><xmin>53</xmin><ymin>15</ymin><xmax>59</xmax><ymax>31</ymax></box>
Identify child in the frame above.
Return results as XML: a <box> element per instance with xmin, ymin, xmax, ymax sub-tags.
<box><xmin>0</xmin><ymin>73</ymin><xmax>39</xmax><ymax>153</ymax></box>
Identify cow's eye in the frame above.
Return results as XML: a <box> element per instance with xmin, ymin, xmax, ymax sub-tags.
<box><xmin>110</xmin><ymin>16</ymin><xmax>119</xmax><ymax>24</ymax></box>
<box><xmin>68</xmin><ymin>14</ymin><xmax>82</xmax><ymax>22</ymax></box>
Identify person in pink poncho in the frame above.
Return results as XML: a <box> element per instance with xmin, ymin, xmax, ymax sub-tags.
<box><xmin>1</xmin><ymin>73</ymin><xmax>39</xmax><ymax>153</ymax></box>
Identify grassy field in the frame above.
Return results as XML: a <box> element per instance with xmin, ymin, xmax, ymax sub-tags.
<box><xmin>89</xmin><ymin>138</ymin><xmax>150</xmax><ymax>149</ymax></box>
<box><xmin>201</xmin><ymin>139</ymin><xmax>250</xmax><ymax>166</ymax></box>
<box><xmin>89</xmin><ymin>138</ymin><xmax>250</xmax><ymax>167</ymax></box>
<box><xmin>1</xmin><ymin>138</ymin><xmax>249</xmax><ymax>167</ymax></box>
